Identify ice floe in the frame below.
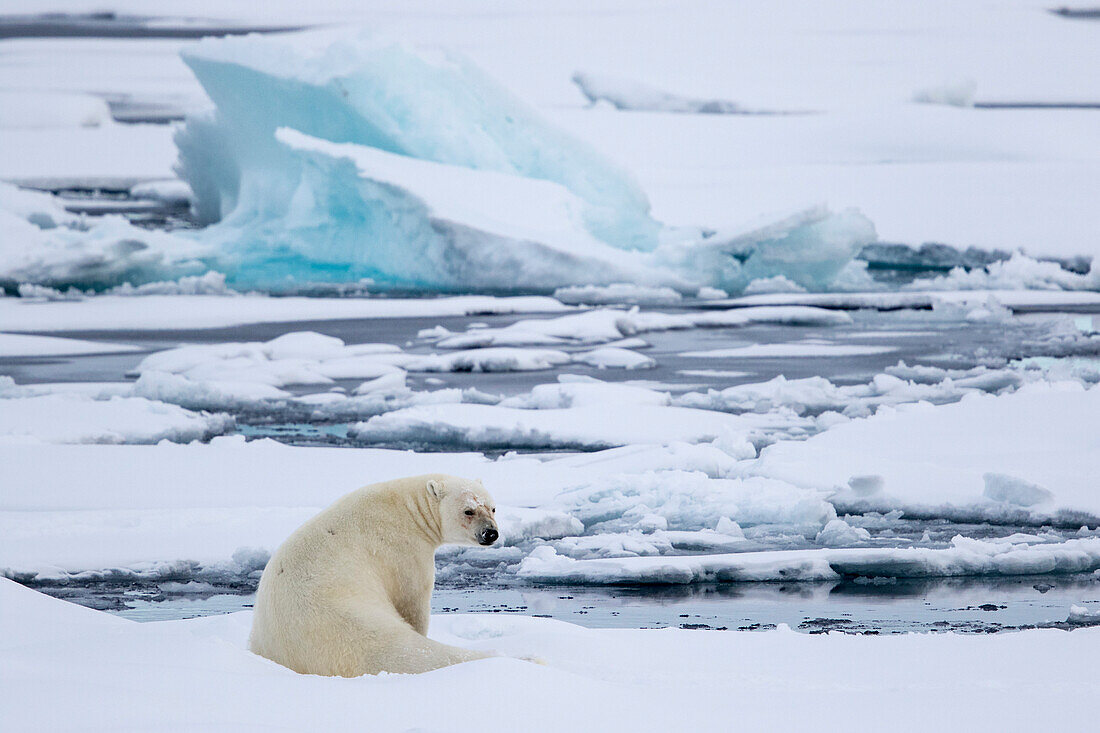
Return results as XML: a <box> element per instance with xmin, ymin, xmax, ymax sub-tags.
<box><xmin>5</xmin><ymin>578</ymin><xmax>1099</xmax><ymax>732</ymax></box>
<box><xmin>0</xmin><ymin>333</ymin><xmax>139</xmax><ymax>357</ymax></box>
<box><xmin>680</xmin><ymin>342</ymin><xmax>898</xmax><ymax>358</ymax></box>
<box><xmin>0</xmin><ymin>293</ymin><xmax>566</xmax><ymax>331</ymax></box>
<box><xmin>552</xmin><ymin>283</ymin><xmax>682</xmax><ymax>305</ymax></box>
<box><xmin>422</xmin><ymin>305</ymin><xmax>851</xmax><ymax>349</ymax></box>
<box><xmin>749</xmin><ymin>381</ymin><xmax>1100</xmax><ymax>525</ymax></box>
<box><xmin>518</xmin><ymin>536</ymin><xmax>1100</xmax><ymax>585</ymax></box>
<box><xmin>0</xmin><ymin>391</ymin><xmax>232</xmax><ymax>445</ymax></box>
<box><xmin>675</xmin><ymin>367</ymin><xmax>1028</xmax><ymax>418</ymax></box>
<box><xmin>353</xmin><ymin>403</ymin><xmax>811</xmax><ymax>451</ymax></box>
<box><xmin>0</xmin><ymin>182</ymin><xmax>208</xmax><ymax>288</ymax></box>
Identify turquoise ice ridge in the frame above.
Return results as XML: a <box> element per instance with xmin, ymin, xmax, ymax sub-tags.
<box><xmin>175</xmin><ymin>33</ymin><xmax>874</xmax><ymax>293</ymax></box>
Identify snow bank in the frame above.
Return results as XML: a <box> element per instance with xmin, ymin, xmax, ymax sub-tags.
<box><xmin>750</xmin><ymin>381</ymin><xmax>1100</xmax><ymax>525</ymax></box>
<box><xmin>5</xmin><ymin>580</ymin><xmax>1100</xmax><ymax>733</ymax></box>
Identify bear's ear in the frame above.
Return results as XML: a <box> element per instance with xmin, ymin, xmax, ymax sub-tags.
<box><xmin>426</xmin><ymin>479</ymin><xmax>443</xmax><ymax>499</ymax></box>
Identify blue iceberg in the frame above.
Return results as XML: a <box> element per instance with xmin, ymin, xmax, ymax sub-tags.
<box><xmin>174</xmin><ymin>33</ymin><xmax>875</xmax><ymax>293</ymax></box>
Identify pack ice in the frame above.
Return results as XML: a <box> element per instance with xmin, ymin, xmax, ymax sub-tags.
<box><xmin>172</xmin><ymin>32</ymin><xmax>874</xmax><ymax>293</ymax></box>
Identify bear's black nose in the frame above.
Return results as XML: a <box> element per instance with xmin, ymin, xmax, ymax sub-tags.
<box><xmin>479</xmin><ymin>528</ymin><xmax>499</xmax><ymax>546</ymax></box>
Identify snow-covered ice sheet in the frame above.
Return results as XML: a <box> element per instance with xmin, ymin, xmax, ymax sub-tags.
<box><xmin>0</xmin><ymin>181</ymin><xmax>208</xmax><ymax>288</ymax></box>
<box><xmin>352</xmin><ymin>403</ymin><xmax>810</xmax><ymax>451</ymax></box>
<box><xmin>423</xmin><ymin>305</ymin><xmax>851</xmax><ymax>349</ymax></box>
<box><xmin>3</xmin><ymin>579</ymin><xmax>1100</xmax><ymax>733</ymax></box>
<box><xmin>0</xmin><ymin>392</ymin><xmax>232</xmax><ymax>445</ymax></box>
<box><xmin>0</xmin><ymin>333</ymin><xmax>139</xmax><ymax>356</ymax></box>
<box><xmin>676</xmin><ymin>369</ymin><xmax>1028</xmax><ymax>419</ymax></box>
<box><xmin>0</xmin><ymin>293</ymin><xmax>566</xmax><ymax>332</ymax></box>
<box><xmin>0</xmin><ymin>90</ymin><xmax>113</xmax><ymax>129</ymax></box>
<box><xmin>749</xmin><ymin>381</ymin><xmax>1100</xmax><ymax>524</ymax></box>
<box><xmin>517</xmin><ymin>536</ymin><xmax>1100</xmax><ymax>584</ymax></box>
<box><xmin>0</xmin><ymin>439</ymin><xmax>788</xmax><ymax>578</ymax></box>
<box><xmin>680</xmin><ymin>342</ymin><xmax>897</xmax><ymax>358</ymax></box>
<box><xmin>720</xmin><ymin>290</ymin><xmax>1100</xmax><ymax>312</ymax></box>
<box><xmin>551</xmin><ymin>283</ymin><xmax>682</xmax><ymax>305</ymax></box>
<box><xmin>0</xmin><ymin>124</ymin><xmax>178</xmax><ymax>189</ymax></box>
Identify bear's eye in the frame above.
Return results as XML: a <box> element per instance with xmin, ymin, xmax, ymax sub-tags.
<box><xmin>491</xmin><ymin>507</ymin><xmax>496</xmax><ymax>513</ymax></box>
<box><xmin>464</xmin><ymin>509</ymin><xmax>475</xmax><ymax>516</ymax></box>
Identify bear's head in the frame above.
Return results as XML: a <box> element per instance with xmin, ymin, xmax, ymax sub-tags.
<box><xmin>427</xmin><ymin>476</ymin><xmax>499</xmax><ymax>547</ymax></box>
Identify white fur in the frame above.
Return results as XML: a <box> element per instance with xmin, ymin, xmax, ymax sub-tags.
<box><xmin>249</xmin><ymin>473</ymin><xmax>500</xmax><ymax>676</ymax></box>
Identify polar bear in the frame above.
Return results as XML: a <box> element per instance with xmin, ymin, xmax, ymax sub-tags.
<box><xmin>249</xmin><ymin>473</ymin><xmax>501</xmax><ymax>676</ymax></box>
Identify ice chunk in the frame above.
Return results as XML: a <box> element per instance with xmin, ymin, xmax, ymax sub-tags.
<box><xmin>1067</xmin><ymin>605</ymin><xmax>1100</xmax><ymax>624</ymax></box>
<box><xmin>0</xmin><ymin>182</ymin><xmax>208</xmax><ymax>289</ymax></box>
<box><xmin>551</xmin><ymin>471</ymin><xmax>834</xmax><ymax>533</ymax></box>
<box><xmin>130</xmin><ymin>180</ymin><xmax>194</xmax><ymax>207</ymax></box>
<box><xmin>405</xmin><ymin>347</ymin><xmax>571</xmax><ymax>373</ymax></box>
<box><xmin>500</xmin><ymin>379</ymin><xmax>670</xmax><ymax>409</ymax></box>
<box><xmin>495</xmin><ymin>508</ymin><xmax>584</xmax><ymax>545</ymax></box>
<box><xmin>715</xmin><ymin>517</ymin><xmax>745</xmax><ymax>538</ymax></box>
<box><xmin>572</xmin><ymin>71</ymin><xmax>745</xmax><ymax>114</ymax></box>
<box><xmin>104</xmin><ymin>272</ymin><xmax>235</xmax><ymax>296</ymax></box>
<box><xmin>677</xmin><ymin>369</ymin><xmax>1027</xmax><ymax>418</ymax></box>
<box><xmin>425</xmin><ymin>305</ymin><xmax>850</xmax><ymax>350</ymax></box>
<box><xmin>170</xmin><ymin>33</ymin><xmax>875</xmax><ymax>293</ymax></box>
<box><xmin>571</xmin><ymin>347</ymin><xmax>655</xmax><ymax>370</ymax></box>
<box><xmin>983</xmin><ymin>473</ymin><xmax>1055</xmax><ymax>508</ymax></box>
<box><xmin>912</xmin><ymin>80</ymin><xmax>977</xmax><ymax>108</ymax></box>
<box><xmin>743</xmin><ymin>275</ymin><xmax>807</xmax><ymax>296</ymax></box>
<box><xmin>177</xmin><ymin>34</ymin><xmax>659</xmax><ymax>248</ymax></box>
<box><xmin>255</xmin><ymin>129</ymin><xmax>656</xmax><ymax>292</ymax></box>
<box><xmin>553</xmin><ymin>283</ymin><xmax>682</xmax><ymax>306</ymax></box>
<box><xmin>815</xmin><ymin>519</ymin><xmax>872</xmax><ymax>547</ymax></box>
<box><xmin>906</xmin><ymin>254</ymin><xmax>1100</xmax><ymax>292</ymax></box>
<box><xmin>695</xmin><ymin>287</ymin><xmax>728</xmax><ymax>300</ymax></box>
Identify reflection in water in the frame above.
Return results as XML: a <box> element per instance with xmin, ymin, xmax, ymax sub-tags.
<box><xmin>28</xmin><ymin>573</ymin><xmax>1100</xmax><ymax>634</ymax></box>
